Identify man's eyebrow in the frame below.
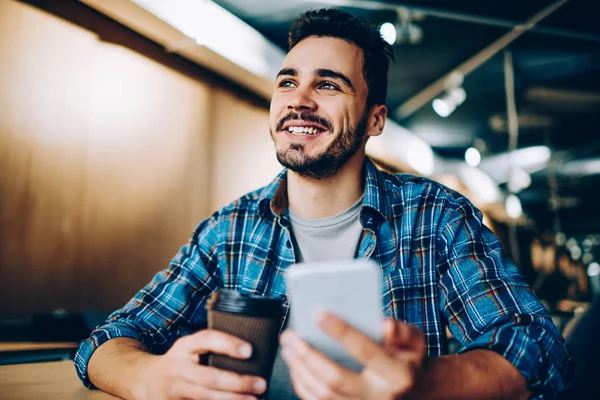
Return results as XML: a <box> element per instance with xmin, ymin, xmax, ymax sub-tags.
<box><xmin>316</xmin><ymin>69</ymin><xmax>354</xmax><ymax>91</ymax></box>
<box><xmin>276</xmin><ymin>68</ymin><xmax>297</xmax><ymax>78</ymax></box>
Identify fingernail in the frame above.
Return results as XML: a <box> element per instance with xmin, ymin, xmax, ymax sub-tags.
<box><xmin>239</xmin><ymin>344</ymin><xmax>252</xmax><ymax>358</ymax></box>
<box><xmin>253</xmin><ymin>379</ymin><xmax>267</xmax><ymax>393</ymax></box>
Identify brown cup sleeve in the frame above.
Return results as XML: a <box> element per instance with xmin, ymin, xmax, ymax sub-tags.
<box><xmin>208</xmin><ymin>311</ymin><xmax>281</xmax><ymax>380</ymax></box>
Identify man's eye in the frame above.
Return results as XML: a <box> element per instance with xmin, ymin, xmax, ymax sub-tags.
<box><xmin>318</xmin><ymin>82</ymin><xmax>338</xmax><ymax>90</ymax></box>
<box><xmin>279</xmin><ymin>80</ymin><xmax>296</xmax><ymax>88</ymax></box>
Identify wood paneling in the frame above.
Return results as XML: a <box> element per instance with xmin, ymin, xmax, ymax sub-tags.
<box><xmin>0</xmin><ymin>1</ymin><xmax>277</xmax><ymax>317</ymax></box>
<box><xmin>209</xmin><ymin>89</ymin><xmax>282</xmax><ymax>210</ymax></box>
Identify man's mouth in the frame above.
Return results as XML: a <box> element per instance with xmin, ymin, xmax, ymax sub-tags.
<box><xmin>285</xmin><ymin>126</ymin><xmax>326</xmax><ymax>136</ymax></box>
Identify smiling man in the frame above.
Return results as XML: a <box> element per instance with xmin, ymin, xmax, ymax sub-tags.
<box><xmin>75</xmin><ymin>9</ymin><xmax>572</xmax><ymax>400</ymax></box>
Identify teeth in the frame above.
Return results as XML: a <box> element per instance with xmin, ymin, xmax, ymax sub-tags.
<box><xmin>287</xmin><ymin>126</ymin><xmax>322</xmax><ymax>135</ymax></box>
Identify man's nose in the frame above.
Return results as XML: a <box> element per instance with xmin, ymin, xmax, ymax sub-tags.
<box><xmin>286</xmin><ymin>88</ymin><xmax>317</xmax><ymax>111</ymax></box>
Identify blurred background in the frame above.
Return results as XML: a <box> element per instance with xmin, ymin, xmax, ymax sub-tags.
<box><xmin>0</xmin><ymin>0</ymin><xmax>598</xmax><ymax>362</ymax></box>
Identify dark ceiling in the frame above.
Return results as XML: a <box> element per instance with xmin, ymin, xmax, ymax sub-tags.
<box><xmin>214</xmin><ymin>0</ymin><xmax>599</xmax><ymax>235</ymax></box>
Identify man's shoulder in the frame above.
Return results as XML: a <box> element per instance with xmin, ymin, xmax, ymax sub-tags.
<box><xmin>214</xmin><ymin>187</ymin><xmax>265</xmax><ymax>218</ymax></box>
<box><xmin>379</xmin><ymin>170</ymin><xmax>470</xmax><ymax>209</ymax></box>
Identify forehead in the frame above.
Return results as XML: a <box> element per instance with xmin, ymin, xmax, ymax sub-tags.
<box><xmin>283</xmin><ymin>36</ymin><xmax>366</xmax><ymax>84</ymax></box>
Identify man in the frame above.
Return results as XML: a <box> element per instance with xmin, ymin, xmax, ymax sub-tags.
<box><xmin>75</xmin><ymin>9</ymin><xmax>572</xmax><ymax>400</ymax></box>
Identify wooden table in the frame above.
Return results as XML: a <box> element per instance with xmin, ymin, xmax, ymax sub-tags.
<box><xmin>0</xmin><ymin>342</ymin><xmax>79</xmax><ymax>365</ymax></box>
<box><xmin>0</xmin><ymin>360</ymin><xmax>119</xmax><ymax>400</ymax></box>
<box><xmin>0</xmin><ymin>342</ymin><xmax>78</xmax><ymax>352</ymax></box>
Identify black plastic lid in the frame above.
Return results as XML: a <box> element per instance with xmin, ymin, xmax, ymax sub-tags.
<box><xmin>206</xmin><ymin>289</ymin><xmax>283</xmax><ymax>319</ymax></box>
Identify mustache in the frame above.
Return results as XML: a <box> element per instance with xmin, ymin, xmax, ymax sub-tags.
<box><xmin>276</xmin><ymin>111</ymin><xmax>333</xmax><ymax>132</ymax></box>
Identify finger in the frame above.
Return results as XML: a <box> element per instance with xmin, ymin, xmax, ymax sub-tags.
<box><xmin>316</xmin><ymin>313</ymin><xmax>389</xmax><ymax>368</ymax></box>
<box><xmin>174</xmin><ymin>381</ymin><xmax>258</xmax><ymax>400</ymax></box>
<box><xmin>288</xmin><ymin>367</ymin><xmax>322</xmax><ymax>400</ymax></box>
<box><xmin>383</xmin><ymin>320</ymin><xmax>427</xmax><ymax>369</ymax></box>
<box><xmin>382</xmin><ymin>319</ymin><xmax>397</xmax><ymax>348</ymax></box>
<box><xmin>180</xmin><ymin>364</ymin><xmax>267</xmax><ymax>395</ymax></box>
<box><xmin>384</xmin><ymin>320</ymin><xmax>426</xmax><ymax>352</ymax></box>
<box><xmin>175</xmin><ymin>329</ymin><xmax>253</xmax><ymax>360</ymax></box>
<box><xmin>281</xmin><ymin>345</ymin><xmax>344</xmax><ymax>399</ymax></box>
<box><xmin>280</xmin><ymin>330</ymin><xmax>361</xmax><ymax>396</ymax></box>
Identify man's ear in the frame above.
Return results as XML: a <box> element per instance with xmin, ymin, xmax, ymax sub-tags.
<box><xmin>366</xmin><ymin>104</ymin><xmax>387</xmax><ymax>138</ymax></box>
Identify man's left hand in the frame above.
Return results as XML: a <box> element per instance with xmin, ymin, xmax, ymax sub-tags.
<box><xmin>279</xmin><ymin>313</ymin><xmax>427</xmax><ymax>400</ymax></box>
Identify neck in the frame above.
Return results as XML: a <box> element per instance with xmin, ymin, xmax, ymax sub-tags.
<box><xmin>287</xmin><ymin>150</ymin><xmax>366</xmax><ymax>219</ymax></box>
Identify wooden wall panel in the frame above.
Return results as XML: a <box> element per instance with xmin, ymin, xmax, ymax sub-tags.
<box><xmin>75</xmin><ymin>44</ymin><xmax>213</xmax><ymax>312</ymax></box>
<box><xmin>209</xmin><ymin>89</ymin><xmax>282</xmax><ymax>211</ymax></box>
<box><xmin>0</xmin><ymin>1</ymin><xmax>222</xmax><ymax>317</ymax></box>
<box><xmin>0</xmin><ymin>0</ymin><xmax>99</xmax><ymax>317</ymax></box>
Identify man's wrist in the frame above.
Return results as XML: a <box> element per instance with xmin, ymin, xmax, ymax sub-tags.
<box><xmin>403</xmin><ymin>356</ymin><xmax>431</xmax><ymax>400</ymax></box>
<box><xmin>400</xmin><ymin>350</ymin><xmax>529</xmax><ymax>400</ymax></box>
<box><xmin>130</xmin><ymin>352</ymin><xmax>161</xmax><ymax>400</ymax></box>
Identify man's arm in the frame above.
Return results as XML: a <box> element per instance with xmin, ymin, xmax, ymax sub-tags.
<box><xmin>74</xmin><ymin>214</ymin><xmax>267</xmax><ymax>399</ymax></box>
<box><xmin>413</xmin><ymin>349</ymin><xmax>528</xmax><ymax>399</ymax></box>
<box><xmin>437</xmin><ymin>199</ymin><xmax>572</xmax><ymax>398</ymax></box>
<box><xmin>87</xmin><ymin>338</ymin><xmax>156</xmax><ymax>400</ymax></box>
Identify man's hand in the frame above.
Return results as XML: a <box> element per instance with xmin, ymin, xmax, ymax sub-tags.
<box><xmin>279</xmin><ymin>313</ymin><xmax>426</xmax><ymax>400</ymax></box>
<box><xmin>137</xmin><ymin>330</ymin><xmax>267</xmax><ymax>400</ymax></box>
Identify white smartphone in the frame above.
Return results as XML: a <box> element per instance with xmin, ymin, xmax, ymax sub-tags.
<box><xmin>285</xmin><ymin>259</ymin><xmax>383</xmax><ymax>371</ymax></box>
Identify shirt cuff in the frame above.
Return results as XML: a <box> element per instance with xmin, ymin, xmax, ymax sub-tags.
<box><xmin>456</xmin><ymin>324</ymin><xmax>572</xmax><ymax>399</ymax></box>
<box><xmin>74</xmin><ymin>321</ymin><xmax>144</xmax><ymax>389</ymax></box>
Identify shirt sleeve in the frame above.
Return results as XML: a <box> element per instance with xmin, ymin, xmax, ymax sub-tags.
<box><xmin>74</xmin><ymin>213</ymin><xmax>223</xmax><ymax>388</ymax></box>
<box><xmin>437</xmin><ymin>199</ymin><xmax>573</xmax><ymax>399</ymax></box>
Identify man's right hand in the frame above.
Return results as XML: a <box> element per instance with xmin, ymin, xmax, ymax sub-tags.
<box><xmin>136</xmin><ymin>330</ymin><xmax>267</xmax><ymax>400</ymax></box>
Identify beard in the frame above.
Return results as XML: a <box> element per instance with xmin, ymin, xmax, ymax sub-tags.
<box><xmin>271</xmin><ymin>111</ymin><xmax>368</xmax><ymax>180</ymax></box>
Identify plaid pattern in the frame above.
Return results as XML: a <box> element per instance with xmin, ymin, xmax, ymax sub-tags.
<box><xmin>75</xmin><ymin>158</ymin><xmax>571</xmax><ymax>398</ymax></box>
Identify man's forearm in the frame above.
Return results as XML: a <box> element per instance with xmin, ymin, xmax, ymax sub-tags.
<box><xmin>411</xmin><ymin>349</ymin><xmax>529</xmax><ymax>400</ymax></box>
<box><xmin>87</xmin><ymin>337</ymin><xmax>158</xmax><ymax>400</ymax></box>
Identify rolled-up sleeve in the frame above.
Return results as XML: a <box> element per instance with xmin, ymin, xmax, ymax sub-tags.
<box><xmin>74</xmin><ymin>214</ymin><xmax>223</xmax><ymax>388</ymax></box>
<box><xmin>437</xmin><ymin>200</ymin><xmax>572</xmax><ymax>399</ymax></box>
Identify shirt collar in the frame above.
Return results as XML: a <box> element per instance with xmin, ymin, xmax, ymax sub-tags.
<box><xmin>361</xmin><ymin>157</ymin><xmax>393</xmax><ymax>226</ymax></box>
<box><xmin>257</xmin><ymin>157</ymin><xmax>393</xmax><ymax>224</ymax></box>
<box><xmin>258</xmin><ymin>169</ymin><xmax>288</xmax><ymax>220</ymax></box>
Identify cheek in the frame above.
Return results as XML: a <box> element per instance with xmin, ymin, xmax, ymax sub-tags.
<box><xmin>269</xmin><ymin>99</ymin><xmax>286</xmax><ymax>126</ymax></box>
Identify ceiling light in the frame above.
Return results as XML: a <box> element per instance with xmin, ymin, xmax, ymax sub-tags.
<box><xmin>456</xmin><ymin>165</ymin><xmax>502</xmax><ymax>204</ymax></box>
<box><xmin>465</xmin><ymin>147</ymin><xmax>481</xmax><ymax>167</ymax></box>
<box><xmin>478</xmin><ymin>145</ymin><xmax>551</xmax><ymax>184</ymax></box>
<box><xmin>570</xmin><ymin>245</ymin><xmax>582</xmax><ymax>260</ymax></box>
<box><xmin>432</xmin><ymin>99</ymin><xmax>451</xmax><ymax>117</ymax></box>
<box><xmin>505</xmin><ymin>194</ymin><xmax>522</xmax><ymax>219</ymax></box>
<box><xmin>588</xmin><ymin>262</ymin><xmax>600</xmax><ymax>277</ymax></box>
<box><xmin>131</xmin><ymin>0</ymin><xmax>284</xmax><ymax>80</ymax></box>
<box><xmin>507</xmin><ymin>167</ymin><xmax>532</xmax><ymax>193</ymax></box>
<box><xmin>380</xmin><ymin>22</ymin><xmax>396</xmax><ymax>45</ymax></box>
<box><xmin>432</xmin><ymin>87</ymin><xmax>466</xmax><ymax>118</ymax></box>
<box><xmin>554</xmin><ymin>232</ymin><xmax>566</xmax><ymax>246</ymax></box>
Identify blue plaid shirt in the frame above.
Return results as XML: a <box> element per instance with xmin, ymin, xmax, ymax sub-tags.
<box><xmin>75</xmin><ymin>158</ymin><xmax>571</xmax><ymax>398</ymax></box>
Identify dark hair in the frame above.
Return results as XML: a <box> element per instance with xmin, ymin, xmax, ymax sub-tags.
<box><xmin>288</xmin><ymin>8</ymin><xmax>394</xmax><ymax>108</ymax></box>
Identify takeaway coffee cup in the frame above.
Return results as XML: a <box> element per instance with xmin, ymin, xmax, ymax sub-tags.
<box><xmin>206</xmin><ymin>289</ymin><xmax>284</xmax><ymax>384</ymax></box>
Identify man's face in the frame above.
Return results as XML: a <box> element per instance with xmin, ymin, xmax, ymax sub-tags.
<box><xmin>269</xmin><ymin>36</ymin><xmax>373</xmax><ymax>179</ymax></box>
